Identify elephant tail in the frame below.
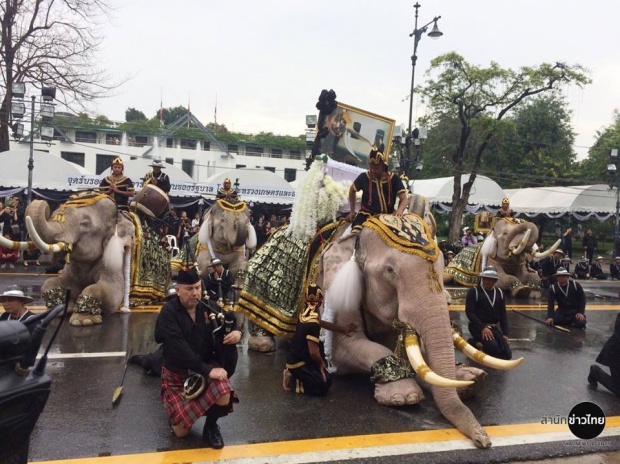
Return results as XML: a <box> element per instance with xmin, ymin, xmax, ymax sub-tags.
<box><xmin>103</xmin><ymin>234</ymin><xmax>124</xmax><ymax>274</ymax></box>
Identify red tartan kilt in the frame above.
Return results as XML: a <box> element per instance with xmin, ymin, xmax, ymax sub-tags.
<box><xmin>161</xmin><ymin>366</ymin><xmax>237</xmax><ymax>429</ymax></box>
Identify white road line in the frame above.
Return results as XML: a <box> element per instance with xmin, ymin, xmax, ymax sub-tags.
<box><xmin>197</xmin><ymin>427</ymin><xmax>620</xmax><ymax>464</ymax></box>
<box><xmin>41</xmin><ymin>351</ymin><xmax>126</xmax><ymax>359</ymax></box>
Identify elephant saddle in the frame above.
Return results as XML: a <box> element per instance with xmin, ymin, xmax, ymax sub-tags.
<box><xmin>444</xmin><ymin>243</ymin><xmax>483</xmax><ymax>287</ymax></box>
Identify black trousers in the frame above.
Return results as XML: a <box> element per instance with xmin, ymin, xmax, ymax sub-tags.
<box><xmin>590</xmin><ymin>364</ymin><xmax>620</xmax><ymax>397</ymax></box>
<box><xmin>552</xmin><ymin>310</ymin><xmax>586</xmax><ymax>329</ymax></box>
<box><xmin>470</xmin><ymin>326</ymin><xmax>512</xmax><ymax>360</ymax></box>
<box><xmin>288</xmin><ymin>364</ymin><xmax>332</xmax><ymax>396</ymax></box>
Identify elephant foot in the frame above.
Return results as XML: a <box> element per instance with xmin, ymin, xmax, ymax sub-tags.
<box><xmin>69</xmin><ymin>313</ymin><xmax>103</xmax><ymax>327</ymax></box>
<box><xmin>512</xmin><ymin>285</ymin><xmax>532</xmax><ymax>299</ymax></box>
<box><xmin>455</xmin><ymin>365</ymin><xmax>487</xmax><ymax>400</ymax></box>
<box><xmin>248</xmin><ymin>335</ymin><xmax>276</xmax><ymax>353</ymax></box>
<box><xmin>374</xmin><ymin>378</ymin><xmax>424</xmax><ymax>406</ymax></box>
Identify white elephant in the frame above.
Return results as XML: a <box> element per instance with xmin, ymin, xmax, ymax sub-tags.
<box><xmin>1</xmin><ymin>193</ymin><xmax>170</xmax><ymax>326</ymax></box>
<box><xmin>238</xmin><ymin>195</ymin><xmax>523</xmax><ymax>448</ymax></box>
<box><xmin>194</xmin><ymin>199</ymin><xmax>256</xmax><ymax>285</ymax></box>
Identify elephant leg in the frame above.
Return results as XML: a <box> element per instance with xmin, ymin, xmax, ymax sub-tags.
<box><xmin>375</xmin><ymin>378</ymin><xmax>424</xmax><ymax>406</ymax></box>
<box><xmin>332</xmin><ymin>333</ymin><xmax>424</xmax><ymax>405</ymax></box>
<box><xmin>70</xmin><ymin>293</ymin><xmax>104</xmax><ymax>326</ymax></box>
<box><xmin>247</xmin><ymin>321</ymin><xmax>275</xmax><ymax>352</ymax></box>
<box><xmin>455</xmin><ymin>365</ymin><xmax>487</xmax><ymax>400</ymax></box>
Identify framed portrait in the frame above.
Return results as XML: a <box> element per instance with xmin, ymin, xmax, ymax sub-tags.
<box><xmin>318</xmin><ymin>102</ymin><xmax>395</xmax><ymax>167</ymax></box>
<box><xmin>474</xmin><ymin>212</ymin><xmax>496</xmax><ymax>234</ymax></box>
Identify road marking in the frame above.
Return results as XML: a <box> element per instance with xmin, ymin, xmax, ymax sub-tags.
<box><xmin>42</xmin><ymin>352</ymin><xmax>127</xmax><ymax>359</ymax></box>
<box><xmin>32</xmin><ymin>418</ymin><xmax>620</xmax><ymax>464</ymax></box>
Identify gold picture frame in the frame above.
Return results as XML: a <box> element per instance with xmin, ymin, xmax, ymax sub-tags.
<box><xmin>319</xmin><ymin>102</ymin><xmax>395</xmax><ymax>167</ymax></box>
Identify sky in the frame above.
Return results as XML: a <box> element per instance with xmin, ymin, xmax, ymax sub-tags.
<box><xmin>90</xmin><ymin>0</ymin><xmax>620</xmax><ymax>161</ymax></box>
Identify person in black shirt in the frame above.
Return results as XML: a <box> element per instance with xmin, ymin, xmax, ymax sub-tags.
<box><xmin>283</xmin><ymin>283</ymin><xmax>353</xmax><ymax>395</ymax></box>
<box><xmin>143</xmin><ymin>159</ymin><xmax>171</xmax><ymax>194</ymax></box>
<box><xmin>204</xmin><ymin>258</ymin><xmax>234</xmax><ymax>305</ymax></box>
<box><xmin>611</xmin><ymin>257</ymin><xmax>620</xmax><ymax>280</ymax></box>
<box><xmin>347</xmin><ymin>146</ymin><xmax>407</xmax><ymax>234</ymax></box>
<box><xmin>99</xmin><ymin>158</ymin><xmax>134</xmax><ymax>209</ymax></box>
<box><xmin>465</xmin><ymin>266</ymin><xmax>512</xmax><ymax>360</ymax></box>
<box><xmin>540</xmin><ymin>249</ymin><xmax>564</xmax><ymax>289</ymax></box>
<box><xmin>581</xmin><ymin>229</ymin><xmax>597</xmax><ymax>265</ymax></box>
<box><xmin>0</xmin><ymin>286</ymin><xmax>36</xmax><ymax>330</ymax></box>
<box><xmin>588</xmin><ymin>312</ymin><xmax>620</xmax><ymax>396</ymax></box>
<box><xmin>154</xmin><ymin>265</ymin><xmax>241</xmax><ymax>449</ymax></box>
<box><xmin>589</xmin><ymin>256</ymin><xmax>607</xmax><ymax>280</ymax></box>
<box><xmin>546</xmin><ymin>267</ymin><xmax>586</xmax><ymax>329</ymax></box>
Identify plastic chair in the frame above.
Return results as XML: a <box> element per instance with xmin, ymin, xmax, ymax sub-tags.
<box><xmin>165</xmin><ymin>235</ymin><xmax>180</xmax><ymax>258</ymax></box>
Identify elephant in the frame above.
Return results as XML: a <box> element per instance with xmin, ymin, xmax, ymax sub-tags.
<box><xmin>238</xmin><ymin>196</ymin><xmax>523</xmax><ymax>448</ymax></box>
<box><xmin>1</xmin><ymin>193</ymin><xmax>170</xmax><ymax>326</ymax></box>
<box><xmin>444</xmin><ymin>217</ymin><xmax>559</xmax><ymax>298</ymax></box>
<box><xmin>195</xmin><ymin>199</ymin><xmax>256</xmax><ymax>286</ymax></box>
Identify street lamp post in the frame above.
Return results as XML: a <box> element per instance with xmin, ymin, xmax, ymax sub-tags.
<box><xmin>405</xmin><ymin>2</ymin><xmax>442</xmax><ymax>177</ymax></box>
<box><xmin>10</xmin><ymin>84</ymin><xmax>56</xmax><ymax>204</ymax></box>
<box><xmin>609</xmin><ymin>149</ymin><xmax>620</xmax><ymax>257</ymax></box>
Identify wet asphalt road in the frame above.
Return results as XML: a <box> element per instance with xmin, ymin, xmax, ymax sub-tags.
<box><xmin>3</xmin><ymin>269</ymin><xmax>620</xmax><ymax>463</ymax></box>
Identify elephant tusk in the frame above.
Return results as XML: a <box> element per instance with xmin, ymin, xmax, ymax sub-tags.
<box><xmin>532</xmin><ymin>239</ymin><xmax>561</xmax><ymax>259</ymax></box>
<box><xmin>452</xmin><ymin>330</ymin><xmax>524</xmax><ymax>371</ymax></box>
<box><xmin>405</xmin><ymin>332</ymin><xmax>474</xmax><ymax>388</ymax></box>
<box><xmin>508</xmin><ymin>229</ymin><xmax>531</xmax><ymax>257</ymax></box>
<box><xmin>25</xmin><ymin>216</ymin><xmax>69</xmax><ymax>253</ymax></box>
<box><xmin>0</xmin><ymin>234</ymin><xmax>37</xmax><ymax>251</ymax></box>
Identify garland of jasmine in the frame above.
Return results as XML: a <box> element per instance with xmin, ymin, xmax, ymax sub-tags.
<box><xmin>286</xmin><ymin>157</ymin><xmax>349</xmax><ymax>243</ymax></box>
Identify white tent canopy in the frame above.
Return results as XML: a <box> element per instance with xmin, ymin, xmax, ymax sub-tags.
<box><xmin>0</xmin><ymin>150</ymin><xmax>94</xmax><ymax>191</ymax></box>
<box><xmin>506</xmin><ymin>185</ymin><xmax>615</xmax><ymax>220</ymax></box>
<box><xmin>197</xmin><ymin>168</ymin><xmax>296</xmax><ymax>205</ymax></box>
<box><xmin>410</xmin><ymin>175</ymin><xmax>507</xmax><ymax>212</ymax></box>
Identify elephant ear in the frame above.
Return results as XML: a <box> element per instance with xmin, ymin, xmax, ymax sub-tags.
<box><xmin>408</xmin><ymin>194</ymin><xmax>437</xmax><ymax>237</ymax></box>
<box><xmin>198</xmin><ymin>210</ymin><xmax>212</xmax><ymax>246</ymax></box>
<box><xmin>323</xmin><ymin>235</ymin><xmax>363</xmax><ymax>314</ymax></box>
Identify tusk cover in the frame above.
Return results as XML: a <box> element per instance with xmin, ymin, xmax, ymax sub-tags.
<box><xmin>510</xmin><ymin>228</ymin><xmax>531</xmax><ymax>256</ymax></box>
<box><xmin>452</xmin><ymin>331</ymin><xmax>524</xmax><ymax>370</ymax></box>
<box><xmin>405</xmin><ymin>333</ymin><xmax>473</xmax><ymax>388</ymax></box>
<box><xmin>532</xmin><ymin>239</ymin><xmax>561</xmax><ymax>259</ymax></box>
<box><xmin>25</xmin><ymin>216</ymin><xmax>68</xmax><ymax>253</ymax></box>
<box><xmin>0</xmin><ymin>234</ymin><xmax>36</xmax><ymax>251</ymax></box>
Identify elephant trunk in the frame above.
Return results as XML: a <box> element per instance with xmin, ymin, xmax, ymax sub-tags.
<box><xmin>26</xmin><ymin>200</ymin><xmax>65</xmax><ymax>243</ymax></box>
<box><xmin>411</xmin><ymin>299</ymin><xmax>491</xmax><ymax>449</ymax></box>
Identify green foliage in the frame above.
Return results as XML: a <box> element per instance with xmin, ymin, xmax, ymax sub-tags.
<box><xmin>578</xmin><ymin>110</ymin><xmax>620</xmax><ymax>183</ymax></box>
<box><xmin>482</xmin><ymin>93</ymin><xmax>577</xmax><ymax>188</ymax></box>
<box><xmin>155</xmin><ymin>106</ymin><xmax>189</xmax><ymax>126</ymax></box>
<box><xmin>125</xmin><ymin>108</ymin><xmax>147</xmax><ymax>122</ymax></box>
<box><xmin>118</xmin><ymin>119</ymin><xmax>161</xmax><ymax>135</ymax></box>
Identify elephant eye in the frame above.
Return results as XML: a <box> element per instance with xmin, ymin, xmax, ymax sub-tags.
<box><xmin>386</xmin><ymin>265</ymin><xmax>394</xmax><ymax>274</ymax></box>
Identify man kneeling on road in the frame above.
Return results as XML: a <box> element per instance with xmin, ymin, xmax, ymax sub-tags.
<box><xmin>546</xmin><ymin>267</ymin><xmax>586</xmax><ymax>329</ymax></box>
<box><xmin>465</xmin><ymin>266</ymin><xmax>512</xmax><ymax>360</ymax></box>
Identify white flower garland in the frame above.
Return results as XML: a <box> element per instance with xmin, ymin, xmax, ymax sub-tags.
<box><xmin>287</xmin><ymin>157</ymin><xmax>349</xmax><ymax>243</ymax></box>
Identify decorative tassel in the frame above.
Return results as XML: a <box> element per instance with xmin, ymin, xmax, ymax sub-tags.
<box><xmin>428</xmin><ymin>262</ymin><xmax>442</xmax><ymax>293</ymax></box>
<box><xmin>121</xmin><ymin>247</ymin><xmax>131</xmax><ymax>312</ymax></box>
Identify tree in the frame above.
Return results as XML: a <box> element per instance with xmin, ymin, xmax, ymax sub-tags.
<box><xmin>0</xmin><ymin>0</ymin><xmax>119</xmax><ymax>152</ymax></box>
<box><xmin>125</xmin><ymin>108</ymin><xmax>147</xmax><ymax>122</ymax></box>
<box><xmin>579</xmin><ymin>110</ymin><xmax>620</xmax><ymax>183</ymax></box>
<box><xmin>482</xmin><ymin>93</ymin><xmax>577</xmax><ymax>188</ymax></box>
<box><xmin>157</xmin><ymin>106</ymin><xmax>189</xmax><ymax>126</ymax></box>
<box><xmin>419</xmin><ymin>53</ymin><xmax>590</xmax><ymax>243</ymax></box>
